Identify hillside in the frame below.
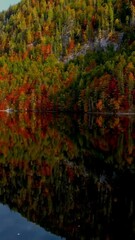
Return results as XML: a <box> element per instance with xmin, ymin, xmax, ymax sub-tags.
<box><xmin>0</xmin><ymin>0</ymin><xmax>135</xmax><ymax>112</ymax></box>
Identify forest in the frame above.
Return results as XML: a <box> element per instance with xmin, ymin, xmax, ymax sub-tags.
<box><xmin>0</xmin><ymin>0</ymin><xmax>135</xmax><ymax>112</ymax></box>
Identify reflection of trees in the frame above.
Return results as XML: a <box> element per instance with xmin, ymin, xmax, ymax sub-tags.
<box><xmin>0</xmin><ymin>160</ymin><xmax>135</xmax><ymax>239</ymax></box>
<box><xmin>0</xmin><ymin>113</ymin><xmax>135</xmax><ymax>238</ymax></box>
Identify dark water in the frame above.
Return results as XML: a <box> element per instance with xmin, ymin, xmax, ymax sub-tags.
<box><xmin>0</xmin><ymin>112</ymin><xmax>135</xmax><ymax>240</ymax></box>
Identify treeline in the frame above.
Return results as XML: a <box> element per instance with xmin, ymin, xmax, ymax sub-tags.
<box><xmin>0</xmin><ymin>0</ymin><xmax>135</xmax><ymax>111</ymax></box>
<box><xmin>0</xmin><ymin>0</ymin><xmax>134</xmax><ymax>55</ymax></box>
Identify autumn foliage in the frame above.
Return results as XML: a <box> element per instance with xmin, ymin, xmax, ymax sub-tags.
<box><xmin>0</xmin><ymin>0</ymin><xmax>134</xmax><ymax>112</ymax></box>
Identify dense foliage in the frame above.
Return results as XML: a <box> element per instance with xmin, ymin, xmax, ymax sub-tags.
<box><xmin>0</xmin><ymin>0</ymin><xmax>135</xmax><ymax>112</ymax></box>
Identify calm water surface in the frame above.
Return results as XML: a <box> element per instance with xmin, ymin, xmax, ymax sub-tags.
<box><xmin>0</xmin><ymin>203</ymin><xmax>63</xmax><ymax>240</ymax></box>
<box><xmin>0</xmin><ymin>112</ymin><xmax>135</xmax><ymax>239</ymax></box>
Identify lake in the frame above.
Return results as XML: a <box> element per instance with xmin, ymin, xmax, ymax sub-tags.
<box><xmin>0</xmin><ymin>112</ymin><xmax>135</xmax><ymax>239</ymax></box>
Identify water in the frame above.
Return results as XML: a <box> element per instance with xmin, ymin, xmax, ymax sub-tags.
<box><xmin>0</xmin><ymin>112</ymin><xmax>135</xmax><ymax>239</ymax></box>
<box><xmin>0</xmin><ymin>203</ymin><xmax>62</xmax><ymax>240</ymax></box>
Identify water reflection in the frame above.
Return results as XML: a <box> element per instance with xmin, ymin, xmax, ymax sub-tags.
<box><xmin>0</xmin><ymin>112</ymin><xmax>135</xmax><ymax>239</ymax></box>
<box><xmin>0</xmin><ymin>203</ymin><xmax>63</xmax><ymax>240</ymax></box>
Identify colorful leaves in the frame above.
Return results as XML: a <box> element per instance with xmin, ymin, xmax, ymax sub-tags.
<box><xmin>96</xmin><ymin>99</ymin><xmax>103</xmax><ymax>111</ymax></box>
<box><xmin>41</xmin><ymin>44</ymin><xmax>52</xmax><ymax>60</ymax></box>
